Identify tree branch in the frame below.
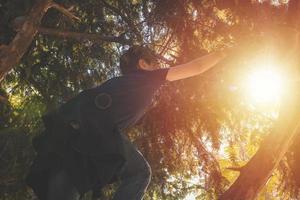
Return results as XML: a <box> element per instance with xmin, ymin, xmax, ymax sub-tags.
<box><xmin>0</xmin><ymin>0</ymin><xmax>130</xmax><ymax>82</ymax></box>
<box><xmin>0</xmin><ymin>0</ymin><xmax>53</xmax><ymax>82</ymax></box>
<box><xmin>158</xmin><ymin>29</ymin><xmax>174</xmax><ymax>55</ymax></box>
<box><xmin>155</xmin><ymin>54</ymin><xmax>174</xmax><ymax>66</ymax></box>
<box><xmin>189</xmin><ymin>131</ymin><xmax>222</xmax><ymax>175</ymax></box>
<box><xmin>38</xmin><ymin>27</ymin><xmax>130</xmax><ymax>44</ymax></box>
<box><xmin>50</xmin><ymin>2</ymin><xmax>80</xmax><ymax>22</ymax></box>
<box><xmin>220</xmin><ymin>63</ymin><xmax>300</xmax><ymax>200</ymax></box>
<box><xmin>226</xmin><ymin>166</ymin><xmax>243</xmax><ymax>172</ymax></box>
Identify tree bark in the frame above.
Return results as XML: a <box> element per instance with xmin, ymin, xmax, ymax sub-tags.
<box><xmin>220</xmin><ymin>91</ymin><xmax>300</xmax><ymax>199</ymax></box>
<box><xmin>0</xmin><ymin>0</ymin><xmax>53</xmax><ymax>82</ymax></box>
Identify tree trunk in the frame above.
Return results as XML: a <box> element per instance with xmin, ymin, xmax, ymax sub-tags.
<box><xmin>221</xmin><ymin>41</ymin><xmax>300</xmax><ymax>198</ymax></box>
<box><xmin>0</xmin><ymin>0</ymin><xmax>52</xmax><ymax>82</ymax></box>
<box><xmin>220</xmin><ymin>91</ymin><xmax>300</xmax><ymax>199</ymax></box>
<box><xmin>220</xmin><ymin>1</ymin><xmax>300</xmax><ymax>197</ymax></box>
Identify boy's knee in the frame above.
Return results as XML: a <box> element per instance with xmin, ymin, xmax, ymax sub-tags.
<box><xmin>140</xmin><ymin>160</ymin><xmax>152</xmax><ymax>184</ymax></box>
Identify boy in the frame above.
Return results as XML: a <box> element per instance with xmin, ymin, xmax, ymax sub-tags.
<box><xmin>26</xmin><ymin>46</ymin><xmax>227</xmax><ymax>200</ymax></box>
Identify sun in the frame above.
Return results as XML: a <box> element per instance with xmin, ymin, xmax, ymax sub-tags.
<box><xmin>246</xmin><ymin>68</ymin><xmax>284</xmax><ymax>104</ymax></box>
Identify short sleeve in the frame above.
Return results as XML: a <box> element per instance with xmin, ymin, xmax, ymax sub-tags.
<box><xmin>143</xmin><ymin>68</ymin><xmax>169</xmax><ymax>83</ymax></box>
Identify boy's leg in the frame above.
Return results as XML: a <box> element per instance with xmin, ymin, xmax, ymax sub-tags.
<box><xmin>47</xmin><ymin>168</ymin><xmax>80</xmax><ymax>200</ymax></box>
<box><xmin>113</xmin><ymin>135</ymin><xmax>152</xmax><ymax>200</ymax></box>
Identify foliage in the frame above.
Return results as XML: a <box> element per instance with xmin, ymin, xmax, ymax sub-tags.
<box><xmin>1</xmin><ymin>0</ymin><xmax>299</xmax><ymax>199</ymax></box>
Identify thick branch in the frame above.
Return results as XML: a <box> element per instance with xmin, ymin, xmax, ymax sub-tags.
<box><xmin>38</xmin><ymin>27</ymin><xmax>130</xmax><ymax>44</ymax></box>
<box><xmin>0</xmin><ymin>0</ymin><xmax>53</xmax><ymax>82</ymax></box>
<box><xmin>220</xmin><ymin>47</ymin><xmax>300</xmax><ymax>200</ymax></box>
<box><xmin>219</xmin><ymin>1</ymin><xmax>300</xmax><ymax>199</ymax></box>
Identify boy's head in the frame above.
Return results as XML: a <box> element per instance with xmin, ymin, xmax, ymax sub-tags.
<box><xmin>120</xmin><ymin>46</ymin><xmax>159</xmax><ymax>74</ymax></box>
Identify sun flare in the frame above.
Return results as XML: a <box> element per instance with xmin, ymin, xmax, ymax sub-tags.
<box><xmin>246</xmin><ymin>68</ymin><xmax>284</xmax><ymax>104</ymax></box>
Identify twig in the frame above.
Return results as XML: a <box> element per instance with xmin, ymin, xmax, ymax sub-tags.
<box><xmin>155</xmin><ymin>54</ymin><xmax>174</xmax><ymax>66</ymax></box>
<box><xmin>226</xmin><ymin>166</ymin><xmax>244</xmax><ymax>172</ymax></box>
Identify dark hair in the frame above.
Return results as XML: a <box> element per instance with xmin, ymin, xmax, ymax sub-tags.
<box><xmin>119</xmin><ymin>45</ymin><xmax>158</xmax><ymax>75</ymax></box>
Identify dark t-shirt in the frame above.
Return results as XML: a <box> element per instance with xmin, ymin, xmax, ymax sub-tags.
<box><xmin>88</xmin><ymin>68</ymin><xmax>169</xmax><ymax>130</ymax></box>
<box><xmin>61</xmin><ymin>68</ymin><xmax>169</xmax><ymax>156</ymax></box>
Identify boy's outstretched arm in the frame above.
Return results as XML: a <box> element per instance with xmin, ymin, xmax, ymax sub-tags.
<box><xmin>166</xmin><ymin>51</ymin><xmax>227</xmax><ymax>81</ymax></box>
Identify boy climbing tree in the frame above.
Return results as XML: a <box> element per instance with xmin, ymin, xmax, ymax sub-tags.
<box><xmin>26</xmin><ymin>46</ymin><xmax>227</xmax><ymax>200</ymax></box>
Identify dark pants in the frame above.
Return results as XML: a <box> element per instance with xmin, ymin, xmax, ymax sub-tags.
<box><xmin>46</xmin><ymin>135</ymin><xmax>151</xmax><ymax>200</ymax></box>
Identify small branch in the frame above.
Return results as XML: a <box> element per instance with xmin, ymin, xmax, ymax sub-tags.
<box><xmin>155</xmin><ymin>54</ymin><xmax>174</xmax><ymax>66</ymax></box>
<box><xmin>159</xmin><ymin>30</ymin><xmax>174</xmax><ymax>56</ymax></box>
<box><xmin>189</xmin><ymin>131</ymin><xmax>223</xmax><ymax>175</ymax></box>
<box><xmin>38</xmin><ymin>27</ymin><xmax>130</xmax><ymax>44</ymax></box>
<box><xmin>50</xmin><ymin>2</ymin><xmax>80</xmax><ymax>22</ymax></box>
<box><xmin>226</xmin><ymin>166</ymin><xmax>244</xmax><ymax>172</ymax></box>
